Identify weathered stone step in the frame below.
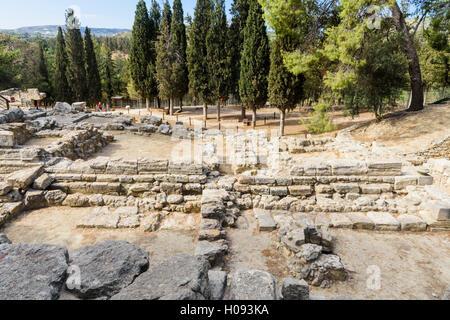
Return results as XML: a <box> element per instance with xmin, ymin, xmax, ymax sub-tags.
<box><xmin>254</xmin><ymin>209</ymin><xmax>276</xmax><ymax>232</ymax></box>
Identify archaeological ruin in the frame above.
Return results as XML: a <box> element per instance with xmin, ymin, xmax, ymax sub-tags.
<box><xmin>0</xmin><ymin>102</ymin><xmax>449</xmax><ymax>301</ymax></box>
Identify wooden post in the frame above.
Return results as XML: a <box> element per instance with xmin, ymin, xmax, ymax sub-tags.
<box><xmin>162</xmin><ymin>112</ymin><xmax>165</xmax><ymax>121</ymax></box>
<box><xmin>264</xmin><ymin>117</ymin><xmax>266</xmax><ymax>125</ymax></box>
<box><xmin>176</xmin><ymin>114</ymin><xmax>179</xmax><ymax>122</ymax></box>
<box><xmin>273</xmin><ymin>112</ymin><xmax>276</xmax><ymax>120</ymax></box>
<box><xmin>189</xmin><ymin>117</ymin><xmax>192</xmax><ymax>126</ymax></box>
<box><xmin>219</xmin><ymin>121</ymin><xmax>221</xmax><ymax>130</ymax></box>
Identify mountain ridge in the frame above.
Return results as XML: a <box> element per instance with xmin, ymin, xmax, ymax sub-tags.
<box><xmin>0</xmin><ymin>25</ymin><xmax>130</xmax><ymax>38</ymax></box>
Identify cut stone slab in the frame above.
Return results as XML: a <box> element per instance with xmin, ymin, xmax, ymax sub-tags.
<box><xmin>195</xmin><ymin>241</ymin><xmax>228</xmax><ymax>267</ymax></box>
<box><xmin>111</xmin><ymin>254</ymin><xmax>211</xmax><ymax>300</ymax></box>
<box><xmin>397</xmin><ymin>214</ymin><xmax>427</xmax><ymax>232</ymax></box>
<box><xmin>315</xmin><ymin>213</ymin><xmax>331</xmax><ymax>228</ymax></box>
<box><xmin>345</xmin><ymin>212</ymin><xmax>375</xmax><ymax>230</ymax></box>
<box><xmin>330</xmin><ymin>213</ymin><xmax>353</xmax><ymax>229</ymax></box>
<box><xmin>0</xmin><ymin>131</ymin><xmax>14</xmax><ymax>147</ymax></box>
<box><xmin>24</xmin><ymin>190</ymin><xmax>46</xmax><ymax>210</ymax></box>
<box><xmin>227</xmin><ymin>270</ymin><xmax>279</xmax><ymax>300</ymax></box>
<box><xmin>45</xmin><ymin>190</ymin><xmax>67</xmax><ymax>205</ymax></box>
<box><xmin>428</xmin><ymin>201</ymin><xmax>450</xmax><ymax>221</ymax></box>
<box><xmin>293</xmin><ymin>213</ymin><xmax>315</xmax><ymax>228</ymax></box>
<box><xmin>367</xmin><ymin>212</ymin><xmax>400</xmax><ymax>231</ymax></box>
<box><xmin>209</xmin><ymin>270</ymin><xmax>227</xmax><ymax>300</ymax></box>
<box><xmin>254</xmin><ymin>209</ymin><xmax>276</xmax><ymax>231</ymax></box>
<box><xmin>6</xmin><ymin>165</ymin><xmax>44</xmax><ymax>189</ymax></box>
<box><xmin>0</xmin><ymin>233</ymin><xmax>11</xmax><ymax>245</ymax></box>
<box><xmin>0</xmin><ymin>182</ymin><xmax>13</xmax><ymax>196</ymax></box>
<box><xmin>0</xmin><ymin>243</ymin><xmax>68</xmax><ymax>300</ymax></box>
<box><xmin>77</xmin><ymin>207</ymin><xmax>120</xmax><ymax>229</ymax></box>
<box><xmin>281</xmin><ymin>278</ymin><xmax>309</xmax><ymax>300</ymax></box>
<box><xmin>394</xmin><ymin>176</ymin><xmax>418</xmax><ymax>190</ymax></box>
<box><xmin>32</xmin><ymin>173</ymin><xmax>54</xmax><ymax>190</ymax></box>
<box><xmin>66</xmin><ymin>241</ymin><xmax>149</xmax><ymax>299</ymax></box>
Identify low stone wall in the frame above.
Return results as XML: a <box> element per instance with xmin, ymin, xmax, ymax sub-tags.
<box><xmin>0</xmin><ymin>128</ymin><xmax>111</xmax><ymax>162</ymax></box>
<box><xmin>414</xmin><ymin>135</ymin><xmax>450</xmax><ymax>161</ymax></box>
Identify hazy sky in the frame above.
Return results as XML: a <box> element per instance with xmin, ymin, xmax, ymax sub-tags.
<box><xmin>0</xmin><ymin>0</ymin><xmax>233</xmax><ymax>29</ymax></box>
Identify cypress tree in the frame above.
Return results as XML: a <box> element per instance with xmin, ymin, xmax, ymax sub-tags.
<box><xmin>150</xmin><ymin>0</ymin><xmax>162</xmax><ymax>109</ymax></box>
<box><xmin>171</xmin><ymin>0</ymin><xmax>189</xmax><ymax>112</ymax></box>
<box><xmin>187</xmin><ymin>0</ymin><xmax>214</xmax><ymax>122</ymax></box>
<box><xmin>206</xmin><ymin>0</ymin><xmax>229</xmax><ymax>121</ymax></box>
<box><xmin>84</xmin><ymin>27</ymin><xmax>102</xmax><ymax>106</ymax></box>
<box><xmin>37</xmin><ymin>41</ymin><xmax>53</xmax><ymax>102</ymax></box>
<box><xmin>130</xmin><ymin>0</ymin><xmax>156</xmax><ymax>109</ymax></box>
<box><xmin>54</xmin><ymin>26</ymin><xmax>72</xmax><ymax>103</ymax></box>
<box><xmin>229</xmin><ymin>0</ymin><xmax>250</xmax><ymax>118</ymax></box>
<box><xmin>155</xmin><ymin>1</ymin><xmax>174</xmax><ymax>114</ymax></box>
<box><xmin>239</xmin><ymin>0</ymin><xmax>270</xmax><ymax>128</ymax></box>
<box><xmin>100</xmin><ymin>44</ymin><xmax>114</xmax><ymax>105</ymax></box>
<box><xmin>65</xmin><ymin>11</ymin><xmax>88</xmax><ymax>102</ymax></box>
<box><xmin>268</xmin><ymin>37</ymin><xmax>304</xmax><ymax>136</ymax></box>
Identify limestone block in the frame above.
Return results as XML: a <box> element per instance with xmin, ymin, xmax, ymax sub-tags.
<box><xmin>367</xmin><ymin>212</ymin><xmax>400</xmax><ymax>231</ymax></box>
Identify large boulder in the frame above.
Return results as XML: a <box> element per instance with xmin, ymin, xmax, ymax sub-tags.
<box><xmin>209</xmin><ymin>270</ymin><xmax>227</xmax><ymax>300</ymax></box>
<box><xmin>227</xmin><ymin>270</ymin><xmax>279</xmax><ymax>300</ymax></box>
<box><xmin>66</xmin><ymin>241</ymin><xmax>149</xmax><ymax>299</ymax></box>
<box><xmin>54</xmin><ymin>102</ymin><xmax>72</xmax><ymax>114</ymax></box>
<box><xmin>0</xmin><ymin>233</ymin><xmax>11</xmax><ymax>245</ymax></box>
<box><xmin>0</xmin><ymin>244</ymin><xmax>69</xmax><ymax>300</ymax></box>
<box><xmin>111</xmin><ymin>254</ymin><xmax>211</xmax><ymax>300</ymax></box>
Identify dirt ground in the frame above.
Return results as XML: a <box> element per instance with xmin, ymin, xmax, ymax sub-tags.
<box><xmin>93</xmin><ymin>132</ymin><xmax>197</xmax><ymax>161</ymax></box>
<box><xmin>352</xmin><ymin>103</ymin><xmax>450</xmax><ymax>153</ymax></box>
<box><xmin>4</xmin><ymin>208</ymin><xmax>448</xmax><ymax>299</ymax></box>
<box><xmin>311</xmin><ymin>229</ymin><xmax>450</xmax><ymax>300</ymax></box>
<box><xmin>113</xmin><ymin>104</ymin><xmax>376</xmax><ymax>138</ymax></box>
<box><xmin>0</xmin><ymin>207</ymin><xmax>198</xmax><ymax>267</ymax></box>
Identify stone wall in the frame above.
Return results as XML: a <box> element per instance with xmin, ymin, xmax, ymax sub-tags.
<box><xmin>412</xmin><ymin>135</ymin><xmax>450</xmax><ymax>163</ymax></box>
<box><xmin>428</xmin><ymin>158</ymin><xmax>450</xmax><ymax>195</ymax></box>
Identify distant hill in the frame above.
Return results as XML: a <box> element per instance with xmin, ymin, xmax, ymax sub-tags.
<box><xmin>0</xmin><ymin>25</ymin><xmax>130</xmax><ymax>39</ymax></box>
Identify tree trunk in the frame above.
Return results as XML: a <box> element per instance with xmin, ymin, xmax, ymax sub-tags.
<box><xmin>157</xmin><ymin>97</ymin><xmax>161</xmax><ymax>109</ymax></box>
<box><xmin>217</xmin><ymin>101</ymin><xmax>221</xmax><ymax>121</ymax></box>
<box><xmin>146</xmin><ymin>97</ymin><xmax>150</xmax><ymax>110</ymax></box>
<box><xmin>169</xmin><ymin>98</ymin><xmax>174</xmax><ymax>116</ymax></box>
<box><xmin>241</xmin><ymin>106</ymin><xmax>246</xmax><ymax>121</ymax></box>
<box><xmin>203</xmin><ymin>104</ymin><xmax>208</xmax><ymax>121</ymax></box>
<box><xmin>179</xmin><ymin>97</ymin><xmax>183</xmax><ymax>112</ymax></box>
<box><xmin>280</xmin><ymin>109</ymin><xmax>285</xmax><ymax>136</ymax></box>
<box><xmin>252</xmin><ymin>107</ymin><xmax>257</xmax><ymax>129</ymax></box>
<box><xmin>392</xmin><ymin>2</ymin><xmax>424</xmax><ymax>111</ymax></box>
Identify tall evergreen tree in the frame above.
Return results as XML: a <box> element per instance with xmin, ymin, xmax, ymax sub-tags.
<box><xmin>65</xmin><ymin>10</ymin><xmax>88</xmax><ymax>102</ymax></box>
<box><xmin>239</xmin><ymin>0</ymin><xmax>270</xmax><ymax>128</ymax></box>
<box><xmin>171</xmin><ymin>0</ymin><xmax>189</xmax><ymax>112</ymax></box>
<box><xmin>129</xmin><ymin>0</ymin><xmax>156</xmax><ymax>109</ymax></box>
<box><xmin>84</xmin><ymin>27</ymin><xmax>102</xmax><ymax>106</ymax></box>
<box><xmin>37</xmin><ymin>41</ymin><xmax>53</xmax><ymax>101</ymax></box>
<box><xmin>54</xmin><ymin>26</ymin><xmax>72</xmax><ymax>102</ymax></box>
<box><xmin>150</xmin><ymin>0</ymin><xmax>162</xmax><ymax>109</ymax></box>
<box><xmin>268</xmin><ymin>37</ymin><xmax>304</xmax><ymax>136</ymax></box>
<box><xmin>156</xmin><ymin>1</ymin><xmax>174</xmax><ymax>114</ymax></box>
<box><xmin>187</xmin><ymin>0</ymin><xmax>214</xmax><ymax>121</ymax></box>
<box><xmin>229</xmin><ymin>0</ymin><xmax>250</xmax><ymax>118</ymax></box>
<box><xmin>100</xmin><ymin>44</ymin><xmax>115</xmax><ymax>104</ymax></box>
<box><xmin>207</xmin><ymin>0</ymin><xmax>230</xmax><ymax>121</ymax></box>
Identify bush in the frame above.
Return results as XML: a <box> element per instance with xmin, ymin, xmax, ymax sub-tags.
<box><xmin>301</xmin><ymin>100</ymin><xmax>337</xmax><ymax>134</ymax></box>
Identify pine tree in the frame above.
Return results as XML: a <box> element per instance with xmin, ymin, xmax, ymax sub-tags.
<box><xmin>239</xmin><ymin>0</ymin><xmax>270</xmax><ymax>128</ymax></box>
<box><xmin>187</xmin><ymin>0</ymin><xmax>214</xmax><ymax>121</ymax></box>
<box><xmin>268</xmin><ymin>37</ymin><xmax>304</xmax><ymax>136</ymax></box>
<box><xmin>206</xmin><ymin>0</ymin><xmax>229</xmax><ymax>121</ymax></box>
<box><xmin>54</xmin><ymin>26</ymin><xmax>72</xmax><ymax>103</ymax></box>
<box><xmin>229</xmin><ymin>0</ymin><xmax>250</xmax><ymax>118</ymax></box>
<box><xmin>156</xmin><ymin>1</ymin><xmax>174</xmax><ymax>114</ymax></box>
<box><xmin>65</xmin><ymin>11</ymin><xmax>88</xmax><ymax>102</ymax></box>
<box><xmin>171</xmin><ymin>0</ymin><xmax>189</xmax><ymax>112</ymax></box>
<box><xmin>84</xmin><ymin>27</ymin><xmax>102</xmax><ymax>107</ymax></box>
<box><xmin>130</xmin><ymin>0</ymin><xmax>156</xmax><ymax>109</ymax></box>
<box><xmin>37</xmin><ymin>41</ymin><xmax>53</xmax><ymax>101</ymax></box>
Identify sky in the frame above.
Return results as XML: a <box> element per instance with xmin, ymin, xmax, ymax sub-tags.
<box><xmin>0</xmin><ymin>0</ymin><xmax>232</xmax><ymax>29</ymax></box>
